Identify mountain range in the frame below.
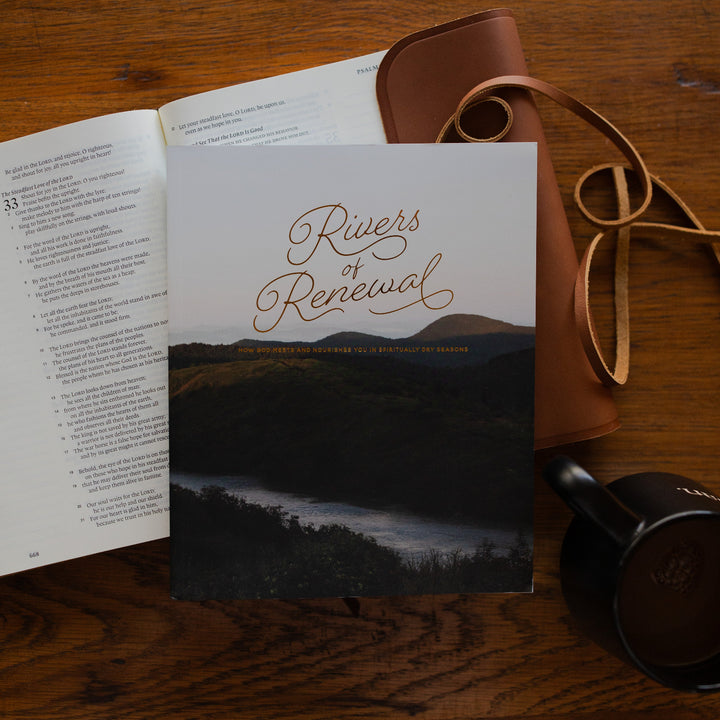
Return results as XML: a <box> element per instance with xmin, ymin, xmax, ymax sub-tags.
<box><xmin>170</xmin><ymin>313</ymin><xmax>535</xmax><ymax>370</ymax></box>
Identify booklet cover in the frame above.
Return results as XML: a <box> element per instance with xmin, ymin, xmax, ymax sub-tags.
<box><xmin>167</xmin><ymin>143</ymin><xmax>537</xmax><ymax>599</ymax></box>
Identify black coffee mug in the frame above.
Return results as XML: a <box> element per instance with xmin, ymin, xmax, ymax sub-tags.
<box><xmin>544</xmin><ymin>455</ymin><xmax>720</xmax><ymax>691</ymax></box>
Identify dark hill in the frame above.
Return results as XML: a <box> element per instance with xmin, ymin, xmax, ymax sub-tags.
<box><xmin>410</xmin><ymin>313</ymin><xmax>534</xmax><ymax>341</ymax></box>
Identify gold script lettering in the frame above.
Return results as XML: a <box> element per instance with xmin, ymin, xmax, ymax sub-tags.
<box><xmin>287</xmin><ymin>203</ymin><xmax>418</xmax><ymax>266</ymax></box>
<box><xmin>253</xmin><ymin>271</ymin><xmax>342</xmax><ymax>333</ymax></box>
<box><xmin>253</xmin><ymin>253</ymin><xmax>453</xmax><ymax>333</ymax></box>
<box><xmin>369</xmin><ymin>253</ymin><xmax>453</xmax><ymax>315</ymax></box>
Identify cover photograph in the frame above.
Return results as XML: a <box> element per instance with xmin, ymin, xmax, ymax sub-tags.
<box><xmin>166</xmin><ymin>143</ymin><xmax>537</xmax><ymax>599</ymax></box>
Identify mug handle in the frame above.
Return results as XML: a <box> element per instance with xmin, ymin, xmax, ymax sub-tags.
<box><xmin>543</xmin><ymin>456</ymin><xmax>645</xmax><ymax>546</ymax></box>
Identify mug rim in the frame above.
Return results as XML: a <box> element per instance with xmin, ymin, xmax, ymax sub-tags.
<box><xmin>613</xmin><ymin>511</ymin><xmax>720</xmax><ymax>691</ymax></box>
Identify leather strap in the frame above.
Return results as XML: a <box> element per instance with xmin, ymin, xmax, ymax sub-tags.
<box><xmin>437</xmin><ymin>75</ymin><xmax>720</xmax><ymax>386</ymax></box>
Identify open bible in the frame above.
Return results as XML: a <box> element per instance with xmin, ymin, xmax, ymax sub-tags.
<box><xmin>0</xmin><ymin>52</ymin><xmax>386</xmax><ymax>577</ymax></box>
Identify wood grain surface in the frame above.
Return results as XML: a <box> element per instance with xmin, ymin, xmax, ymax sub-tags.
<box><xmin>2</xmin><ymin>0</ymin><xmax>720</xmax><ymax>717</ymax></box>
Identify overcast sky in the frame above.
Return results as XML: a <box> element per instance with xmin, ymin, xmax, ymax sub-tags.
<box><xmin>167</xmin><ymin>143</ymin><xmax>537</xmax><ymax>344</ymax></box>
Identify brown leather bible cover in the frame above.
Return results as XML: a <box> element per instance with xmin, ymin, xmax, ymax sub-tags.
<box><xmin>376</xmin><ymin>9</ymin><xmax>620</xmax><ymax>449</ymax></box>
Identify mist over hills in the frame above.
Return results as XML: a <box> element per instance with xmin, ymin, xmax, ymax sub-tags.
<box><xmin>233</xmin><ymin>312</ymin><xmax>534</xmax><ymax>347</ymax></box>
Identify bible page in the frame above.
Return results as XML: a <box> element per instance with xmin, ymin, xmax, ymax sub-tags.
<box><xmin>0</xmin><ymin>110</ymin><xmax>169</xmax><ymax>576</ymax></box>
<box><xmin>159</xmin><ymin>51</ymin><xmax>387</xmax><ymax>147</ymax></box>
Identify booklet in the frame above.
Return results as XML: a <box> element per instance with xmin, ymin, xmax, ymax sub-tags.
<box><xmin>0</xmin><ymin>52</ymin><xmax>386</xmax><ymax>577</ymax></box>
<box><xmin>167</xmin><ymin>142</ymin><xmax>537</xmax><ymax>599</ymax></box>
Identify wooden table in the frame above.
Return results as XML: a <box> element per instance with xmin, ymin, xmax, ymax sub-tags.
<box><xmin>2</xmin><ymin>0</ymin><xmax>720</xmax><ymax>717</ymax></box>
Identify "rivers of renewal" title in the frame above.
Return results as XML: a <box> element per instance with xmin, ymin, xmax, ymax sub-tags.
<box><xmin>252</xmin><ymin>202</ymin><xmax>454</xmax><ymax>333</ymax></box>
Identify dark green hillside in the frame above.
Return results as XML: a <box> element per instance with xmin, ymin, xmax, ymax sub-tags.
<box><xmin>169</xmin><ymin>341</ymin><xmax>261</xmax><ymax>369</ymax></box>
<box><xmin>169</xmin><ymin>351</ymin><xmax>533</xmax><ymax>526</ymax></box>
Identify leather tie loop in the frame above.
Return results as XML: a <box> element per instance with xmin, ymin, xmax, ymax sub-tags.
<box><xmin>437</xmin><ymin>75</ymin><xmax>720</xmax><ymax>387</ymax></box>
<box><xmin>574</xmin><ymin>166</ymin><xmax>633</xmax><ymax>387</ymax></box>
<box><xmin>436</xmin><ymin>95</ymin><xmax>513</xmax><ymax>143</ymax></box>
<box><xmin>436</xmin><ymin>75</ymin><xmax>654</xmax><ymax>229</ymax></box>
<box><xmin>575</xmin><ymin>167</ymin><xmax>720</xmax><ymax>386</ymax></box>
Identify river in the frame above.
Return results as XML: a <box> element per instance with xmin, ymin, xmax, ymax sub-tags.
<box><xmin>170</xmin><ymin>471</ymin><xmax>523</xmax><ymax>560</ymax></box>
